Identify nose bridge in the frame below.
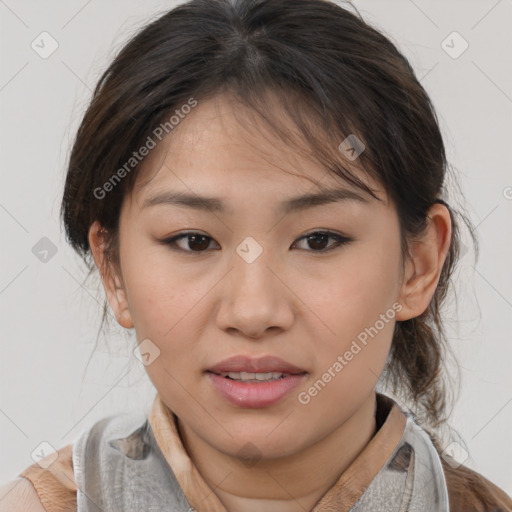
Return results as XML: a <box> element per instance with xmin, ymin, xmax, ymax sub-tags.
<box><xmin>216</xmin><ymin>235</ymin><xmax>293</xmax><ymax>336</ymax></box>
<box><xmin>232</xmin><ymin>235</ymin><xmax>278</xmax><ymax>300</ymax></box>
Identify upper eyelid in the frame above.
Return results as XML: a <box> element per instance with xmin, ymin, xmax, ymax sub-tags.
<box><xmin>163</xmin><ymin>230</ymin><xmax>351</xmax><ymax>252</ymax></box>
<box><xmin>165</xmin><ymin>229</ymin><xmax>348</xmax><ymax>241</ymax></box>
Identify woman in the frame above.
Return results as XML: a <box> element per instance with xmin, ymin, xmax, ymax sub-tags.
<box><xmin>1</xmin><ymin>0</ymin><xmax>511</xmax><ymax>510</ymax></box>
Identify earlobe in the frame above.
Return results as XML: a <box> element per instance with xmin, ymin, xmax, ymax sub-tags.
<box><xmin>395</xmin><ymin>203</ymin><xmax>452</xmax><ymax>322</ymax></box>
<box><xmin>88</xmin><ymin>221</ymin><xmax>134</xmax><ymax>329</ymax></box>
<box><xmin>108</xmin><ymin>273</ymin><xmax>134</xmax><ymax>329</ymax></box>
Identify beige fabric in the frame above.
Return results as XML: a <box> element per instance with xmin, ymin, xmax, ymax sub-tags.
<box><xmin>13</xmin><ymin>442</ymin><xmax>76</xmax><ymax>512</ymax></box>
<box><xmin>442</xmin><ymin>456</ymin><xmax>512</xmax><ymax>511</ymax></box>
<box><xmin>147</xmin><ymin>393</ymin><xmax>407</xmax><ymax>512</ymax></box>
<box><xmin>149</xmin><ymin>396</ymin><xmax>228</xmax><ymax>512</ymax></box>
<box><xmin>0</xmin><ymin>476</ymin><xmax>47</xmax><ymax>512</ymax></box>
<box><xmin>3</xmin><ymin>392</ymin><xmax>511</xmax><ymax>512</ymax></box>
<box><xmin>311</xmin><ymin>395</ymin><xmax>406</xmax><ymax>510</ymax></box>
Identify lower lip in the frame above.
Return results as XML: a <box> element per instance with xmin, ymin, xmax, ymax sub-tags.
<box><xmin>207</xmin><ymin>372</ymin><xmax>307</xmax><ymax>408</ymax></box>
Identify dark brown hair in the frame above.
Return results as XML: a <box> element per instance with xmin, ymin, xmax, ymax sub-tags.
<box><xmin>61</xmin><ymin>0</ymin><xmax>478</xmax><ymax>433</ymax></box>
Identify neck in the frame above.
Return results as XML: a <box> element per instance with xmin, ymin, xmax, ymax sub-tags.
<box><xmin>177</xmin><ymin>392</ymin><xmax>378</xmax><ymax>512</ymax></box>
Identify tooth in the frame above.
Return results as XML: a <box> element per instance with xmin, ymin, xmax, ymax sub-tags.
<box><xmin>219</xmin><ymin>371</ymin><xmax>287</xmax><ymax>381</ymax></box>
<box><xmin>254</xmin><ymin>372</ymin><xmax>268</xmax><ymax>380</ymax></box>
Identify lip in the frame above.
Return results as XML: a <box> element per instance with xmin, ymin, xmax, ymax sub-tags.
<box><xmin>207</xmin><ymin>355</ymin><xmax>306</xmax><ymax>374</ymax></box>
<box><xmin>207</xmin><ymin>372</ymin><xmax>307</xmax><ymax>408</ymax></box>
<box><xmin>206</xmin><ymin>355</ymin><xmax>307</xmax><ymax>408</ymax></box>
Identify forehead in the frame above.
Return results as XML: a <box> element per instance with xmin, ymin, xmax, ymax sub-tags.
<box><xmin>131</xmin><ymin>93</ymin><xmax>386</xmax><ymax>207</ymax></box>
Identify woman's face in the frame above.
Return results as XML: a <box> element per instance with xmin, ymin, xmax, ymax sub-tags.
<box><xmin>96</xmin><ymin>93</ymin><xmax>408</xmax><ymax>459</ymax></box>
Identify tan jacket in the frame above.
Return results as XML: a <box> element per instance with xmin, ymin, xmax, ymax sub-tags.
<box><xmin>1</xmin><ymin>393</ymin><xmax>511</xmax><ymax>511</ymax></box>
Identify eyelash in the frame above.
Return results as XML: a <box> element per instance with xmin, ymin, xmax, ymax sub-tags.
<box><xmin>159</xmin><ymin>230</ymin><xmax>353</xmax><ymax>255</ymax></box>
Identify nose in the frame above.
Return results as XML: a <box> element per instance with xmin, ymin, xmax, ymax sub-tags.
<box><xmin>215</xmin><ymin>242</ymin><xmax>295</xmax><ymax>339</ymax></box>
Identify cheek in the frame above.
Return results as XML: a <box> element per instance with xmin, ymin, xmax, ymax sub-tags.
<box><xmin>302</xmin><ymin>241</ymin><xmax>400</xmax><ymax>336</ymax></box>
<box><xmin>298</xmin><ymin>240</ymin><xmax>400</xmax><ymax>393</ymax></box>
<box><xmin>121</xmin><ymin>248</ymin><xmax>208</xmax><ymax>410</ymax></box>
<box><xmin>119</xmin><ymin>243</ymin><xmax>216</xmax><ymax>379</ymax></box>
<box><xmin>120</xmin><ymin>242</ymin><xmax>201</xmax><ymax>334</ymax></box>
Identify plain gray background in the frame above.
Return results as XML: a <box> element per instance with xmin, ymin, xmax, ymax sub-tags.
<box><xmin>1</xmin><ymin>0</ymin><xmax>511</xmax><ymax>496</ymax></box>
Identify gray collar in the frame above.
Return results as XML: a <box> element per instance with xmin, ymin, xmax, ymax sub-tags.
<box><xmin>72</xmin><ymin>402</ymin><xmax>449</xmax><ymax>511</ymax></box>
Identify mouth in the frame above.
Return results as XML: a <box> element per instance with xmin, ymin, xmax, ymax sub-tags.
<box><xmin>207</xmin><ymin>354</ymin><xmax>307</xmax><ymax>376</ymax></box>
<box><xmin>205</xmin><ymin>355</ymin><xmax>308</xmax><ymax>408</ymax></box>
<box><xmin>208</xmin><ymin>371</ymin><xmax>304</xmax><ymax>382</ymax></box>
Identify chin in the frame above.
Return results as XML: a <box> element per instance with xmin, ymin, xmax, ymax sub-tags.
<box><xmin>214</xmin><ymin>427</ymin><xmax>308</xmax><ymax>462</ymax></box>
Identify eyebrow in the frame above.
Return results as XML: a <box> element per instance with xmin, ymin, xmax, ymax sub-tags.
<box><xmin>141</xmin><ymin>187</ymin><xmax>371</xmax><ymax>215</ymax></box>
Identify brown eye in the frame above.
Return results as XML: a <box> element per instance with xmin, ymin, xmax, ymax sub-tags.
<box><xmin>292</xmin><ymin>231</ymin><xmax>353</xmax><ymax>253</ymax></box>
<box><xmin>161</xmin><ymin>232</ymin><xmax>218</xmax><ymax>253</ymax></box>
<box><xmin>161</xmin><ymin>230</ymin><xmax>352</xmax><ymax>255</ymax></box>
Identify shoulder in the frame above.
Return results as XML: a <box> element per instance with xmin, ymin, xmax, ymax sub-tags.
<box><xmin>0</xmin><ymin>477</ymin><xmax>47</xmax><ymax>512</ymax></box>
<box><xmin>442</xmin><ymin>457</ymin><xmax>512</xmax><ymax>512</ymax></box>
<box><xmin>0</xmin><ymin>443</ymin><xmax>76</xmax><ymax>512</ymax></box>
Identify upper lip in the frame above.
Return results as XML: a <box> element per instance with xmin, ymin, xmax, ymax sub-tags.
<box><xmin>208</xmin><ymin>355</ymin><xmax>306</xmax><ymax>374</ymax></box>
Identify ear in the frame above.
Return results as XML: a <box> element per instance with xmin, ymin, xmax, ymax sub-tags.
<box><xmin>395</xmin><ymin>203</ymin><xmax>452</xmax><ymax>321</ymax></box>
<box><xmin>88</xmin><ymin>220</ymin><xmax>134</xmax><ymax>329</ymax></box>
